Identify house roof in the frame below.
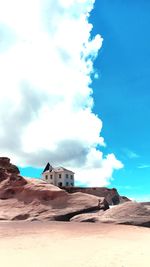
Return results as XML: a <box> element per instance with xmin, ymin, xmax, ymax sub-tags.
<box><xmin>42</xmin><ymin>162</ymin><xmax>53</xmax><ymax>173</ymax></box>
<box><xmin>54</xmin><ymin>167</ymin><xmax>74</xmax><ymax>174</ymax></box>
<box><xmin>42</xmin><ymin>163</ymin><xmax>74</xmax><ymax>174</ymax></box>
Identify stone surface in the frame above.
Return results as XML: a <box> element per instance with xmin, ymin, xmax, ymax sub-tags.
<box><xmin>70</xmin><ymin>202</ymin><xmax>150</xmax><ymax>227</ymax></box>
<box><xmin>0</xmin><ymin>157</ymin><xmax>109</xmax><ymax>221</ymax></box>
<box><xmin>0</xmin><ymin>157</ymin><xmax>19</xmax><ymax>175</ymax></box>
<box><xmin>1</xmin><ymin>157</ymin><xmax>142</xmax><ymax>226</ymax></box>
<box><xmin>119</xmin><ymin>195</ymin><xmax>131</xmax><ymax>203</ymax></box>
<box><xmin>52</xmin><ymin>195</ymin><xmax>109</xmax><ymax>221</ymax></box>
<box><xmin>90</xmin><ymin>201</ymin><xmax>150</xmax><ymax>227</ymax></box>
<box><xmin>62</xmin><ymin>186</ymin><xmax>130</xmax><ymax>205</ymax></box>
<box><xmin>0</xmin><ymin>185</ymin><xmax>109</xmax><ymax>221</ymax></box>
<box><xmin>70</xmin><ymin>211</ymin><xmax>104</xmax><ymax>223</ymax></box>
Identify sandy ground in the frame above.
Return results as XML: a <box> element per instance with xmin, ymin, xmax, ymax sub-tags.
<box><xmin>0</xmin><ymin>221</ymin><xmax>150</xmax><ymax>267</ymax></box>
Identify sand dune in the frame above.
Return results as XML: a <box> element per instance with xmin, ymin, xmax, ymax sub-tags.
<box><xmin>0</xmin><ymin>222</ymin><xmax>149</xmax><ymax>267</ymax></box>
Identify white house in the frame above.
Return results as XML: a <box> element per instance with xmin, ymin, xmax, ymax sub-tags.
<box><xmin>42</xmin><ymin>162</ymin><xmax>75</xmax><ymax>187</ymax></box>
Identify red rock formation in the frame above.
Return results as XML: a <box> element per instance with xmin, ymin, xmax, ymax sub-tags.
<box><xmin>71</xmin><ymin>202</ymin><xmax>150</xmax><ymax>227</ymax></box>
<box><xmin>61</xmin><ymin>186</ymin><xmax>126</xmax><ymax>205</ymax></box>
<box><xmin>0</xmin><ymin>157</ymin><xmax>109</xmax><ymax>221</ymax></box>
<box><xmin>0</xmin><ymin>157</ymin><xmax>19</xmax><ymax>175</ymax></box>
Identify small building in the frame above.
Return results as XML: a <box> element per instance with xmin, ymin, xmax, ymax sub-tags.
<box><xmin>42</xmin><ymin>162</ymin><xmax>75</xmax><ymax>187</ymax></box>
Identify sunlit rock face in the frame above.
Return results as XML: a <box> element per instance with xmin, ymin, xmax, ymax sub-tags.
<box><xmin>70</xmin><ymin>202</ymin><xmax>150</xmax><ymax>227</ymax></box>
<box><xmin>61</xmin><ymin>186</ymin><xmax>130</xmax><ymax>205</ymax></box>
<box><xmin>0</xmin><ymin>157</ymin><xmax>109</xmax><ymax>221</ymax></box>
<box><xmin>0</xmin><ymin>157</ymin><xmax>148</xmax><ymax>228</ymax></box>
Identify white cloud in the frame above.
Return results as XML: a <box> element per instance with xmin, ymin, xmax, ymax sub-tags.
<box><xmin>75</xmin><ymin>152</ymin><xmax>123</xmax><ymax>187</ymax></box>
<box><xmin>138</xmin><ymin>164</ymin><xmax>150</xmax><ymax>169</ymax></box>
<box><xmin>0</xmin><ymin>0</ymin><xmax>123</xmax><ymax>186</ymax></box>
<box><xmin>123</xmin><ymin>148</ymin><xmax>139</xmax><ymax>159</ymax></box>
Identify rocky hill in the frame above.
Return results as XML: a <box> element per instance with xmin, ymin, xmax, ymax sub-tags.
<box><xmin>0</xmin><ymin>157</ymin><xmax>149</xmax><ymax>227</ymax></box>
<box><xmin>0</xmin><ymin>157</ymin><xmax>109</xmax><ymax>221</ymax></box>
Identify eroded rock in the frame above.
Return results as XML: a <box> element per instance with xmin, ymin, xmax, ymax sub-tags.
<box><xmin>70</xmin><ymin>211</ymin><xmax>104</xmax><ymax>223</ymax></box>
<box><xmin>62</xmin><ymin>186</ymin><xmax>128</xmax><ymax>205</ymax></box>
<box><xmin>0</xmin><ymin>157</ymin><xmax>109</xmax><ymax>221</ymax></box>
<box><xmin>95</xmin><ymin>201</ymin><xmax>150</xmax><ymax>227</ymax></box>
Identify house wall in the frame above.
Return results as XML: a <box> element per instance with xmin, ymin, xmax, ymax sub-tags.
<box><xmin>55</xmin><ymin>172</ymin><xmax>65</xmax><ymax>186</ymax></box>
<box><xmin>42</xmin><ymin>172</ymin><xmax>54</xmax><ymax>184</ymax></box>
<box><xmin>62</xmin><ymin>171</ymin><xmax>74</xmax><ymax>187</ymax></box>
<box><xmin>55</xmin><ymin>171</ymin><xmax>74</xmax><ymax>187</ymax></box>
<box><xmin>42</xmin><ymin>171</ymin><xmax>74</xmax><ymax>187</ymax></box>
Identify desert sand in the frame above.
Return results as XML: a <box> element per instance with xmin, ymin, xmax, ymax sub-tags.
<box><xmin>0</xmin><ymin>222</ymin><xmax>149</xmax><ymax>267</ymax></box>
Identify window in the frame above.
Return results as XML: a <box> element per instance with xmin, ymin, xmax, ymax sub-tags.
<box><xmin>66</xmin><ymin>182</ymin><xmax>69</xmax><ymax>186</ymax></box>
<box><xmin>70</xmin><ymin>175</ymin><xmax>73</xmax><ymax>179</ymax></box>
<box><xmin>66</xmin><ymin>174</ymin><xmax>68</xmax><ymax>178</ymax></box>
<box><xmin>58</xmin><ymin>182</ymin><xmax>62</xmax><ymax>187</ymax></box>
<box><xmin>45</xmin><ymin>175</ymin><xmax>48</xmax><ymax>180</ymax></box>
<box><xmin>59</xmin><ymin>174</ymin><xmax>61</xmax><ymax>178</ymax></box>
<box><xmin>70</xmin><ymin>183</ymin><xmax>73</xmax><ymax>186</ymax></box>
<box><xmin>50</xmin><ymin>175</ymin><xmax>53</xmax><ymax>179</ymax></box>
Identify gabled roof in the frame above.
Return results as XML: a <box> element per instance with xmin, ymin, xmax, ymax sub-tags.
<box><xmin>54</xmin><ymin>167</ymin><xmax>75</xmax><ymax>174</ymax></box>
<box><xmin>42</xmin><ymin>163</ymin><xmax>74</xmax><ymax>174</ymax></box>
<box><xmin>42</xmin><ymin>162</ymin><xmax>53</xmax><ymax>173</ymax></box>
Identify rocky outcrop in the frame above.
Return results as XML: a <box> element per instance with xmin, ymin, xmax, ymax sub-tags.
<box><xmin>70</xmin><ymin>211</ymin><xmax>104</xmax><ymax>223</ymax></box>
<box><xmin>0</xmin><ymin>185</ymin><xmax>109</xmax><ymax>221</ymax></box>
<box><xmin>62</xmin><ymin>186</ymin><xmax>129</xmax><ymax>205</ymax></box>
<box><xmin>119</xmin><ymin>195</ymin><xmax>131</xmax><ymax>203</ymax></box>
<box><xmin>70</xmin><ymin>202</ymin><xmax>150</xmax><ymax>227</ymax></box>
<box><xmin>98</xmin><ymin>201</ymin><xmax>150</xmax><ymax>227</ymax></box>
<box><xmin>0</xmin><ymin>157</ymin><xmax>20</xmax><ymax>176</ymax></box>
<box><xmin>0</xmin><ymin>157</ymin><xmax>109</xmax><ymax>221</ymax></box>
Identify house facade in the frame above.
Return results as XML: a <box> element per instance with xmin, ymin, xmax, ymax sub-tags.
<box><xmin>42</xmin><ymin>163</ymin><xmax>74</xmax><ymax>187</ymax></box>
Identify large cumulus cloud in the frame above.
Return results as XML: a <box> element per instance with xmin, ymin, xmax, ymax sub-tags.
<box><xmin>0</xmin><ymin>0</ymin><xmax>123</xmax><ymax>186</ymax></box>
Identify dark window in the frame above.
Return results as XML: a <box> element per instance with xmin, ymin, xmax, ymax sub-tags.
<box><xmin>45</xmin><ymin>175</ymin><xmax>48</xmax><ymax>180</ymax></box>
<box><xmin>70</xmin><ymin>183</ymin><xmax>73</xmax><ymax>186</ymax></box>
<box><xmin>66</xmin><ymin>182</ymin><xmax>69</xmax><ymax>186</ymax></box>
<box><xmin>70</xmin><ymin>175</ymin><xmax>73</xmax><ymax>179</ymax></box>
<box><xmin>66</xmin><ymin>174</ymin><xmax>68</xmax><ymax>178</ymax></box>
<box><xmin>58</xmin><ymin>182</ymin><xmax>62</xmax><ymax>187</ymax></box>
<box><xmin>59</xmin><ymin>174</ymin><xmax>61</xmax><ymax>178</ymax></box>
<box><xmin>50</xmin><ymin>175</ymin><xmax>53</xmax><ymax>179</ymax></box>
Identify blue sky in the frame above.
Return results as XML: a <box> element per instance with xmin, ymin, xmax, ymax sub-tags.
<box><xmin>88</xmin><ymin>0</ymin><xmax>150</xmax><ymax>200</ymax></box>
<box><xmin>0</xmin><ymin>0</ymin><xmax>149</xmax><ymax>201</ymax></box>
